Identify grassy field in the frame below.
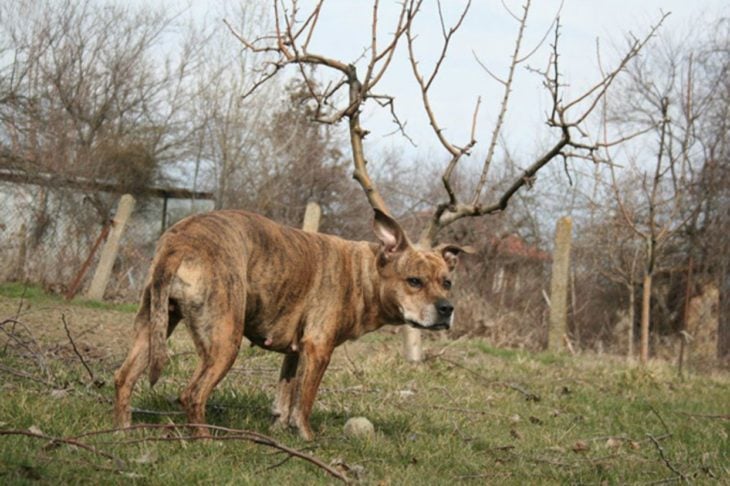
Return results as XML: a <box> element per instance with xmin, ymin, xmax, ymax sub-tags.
<box><xmin>0</xmin><ymin>284</ymin><xmax>728</xmax><ymax>484</ymax></box>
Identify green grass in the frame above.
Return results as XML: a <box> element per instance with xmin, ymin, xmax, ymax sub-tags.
<box><xmin>0</xmin><ymin>282</ymin><xmax>137</xmax><ymax>313</ymax></box>
<box><xmin>0</xmin><ymin>292</ymin><xmax>728</xmax><ymax>484</ymax></box>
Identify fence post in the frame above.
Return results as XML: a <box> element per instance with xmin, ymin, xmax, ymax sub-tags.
<box><xmin>302</xmin><ymin>201</ymin><xmax>321</xmax><ymax>233</ymax></box>
<box><xmin>85</xmin><ymin>194</ymin><xmax>136</xmax><ymax>300</ymax></box>
<box><xmin>548</xmin><ymin>216</ymin><xmax>572</xmax><ymax>351</ymax></box>
<box><xmin>403</xmin><ymin>325</ymin><xmax>422</xmax><ymax>362</ymax></box>
<box><xmin>9</xmin><ymin>224</ymin><xmax>27</xmax><ymax>282</ymax></box>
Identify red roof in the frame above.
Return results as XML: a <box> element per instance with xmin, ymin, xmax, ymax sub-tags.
<box><xmin>492</xmin><ymin>234</ymin><xmax>550</xmax><ymax>261</ymax></box>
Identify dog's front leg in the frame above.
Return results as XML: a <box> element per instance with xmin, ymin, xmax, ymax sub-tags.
<box><xmin>271</xmin><ymin>352</ymin><xmax>299</xmax><ymax>428</ymax></box>
<box><xmin>289</xmin><ymin>338</ymin><xmax>333</xmax><ymax>441</ymax></box>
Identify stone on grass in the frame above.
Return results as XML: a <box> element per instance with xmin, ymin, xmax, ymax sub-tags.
<box><xmin>343</xmin><ymin>417</ymin><xmax>375</xmax><ymax>438</ymax></box>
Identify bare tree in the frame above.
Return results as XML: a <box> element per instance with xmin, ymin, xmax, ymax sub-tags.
<box><xmin>0</xmin><ymin>0</ymin><xmax>202</xmax><ymax>282</ymax></box>
<box><xmin>188</xmin><ymin>1</ymin><xmax>279</xmax><ymax>211</ymax></box>
<box><xmin>684</xmin><ymin>19</ymin><xmax>730</xmax><ymax>364</ymax></box>
<box><xmin>598</xmin><ymin>29</ymin><xmax>718</xmax><ymax>364</ymax></box>
<box><xmin>223</xmin><ymin>0</ymin><xmax>666</xmax><ymax>359</ymax></box>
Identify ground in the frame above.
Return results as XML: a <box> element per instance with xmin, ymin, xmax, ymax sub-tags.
<box><xmin>0</xmin><ymin>285</ymin><xmax>728</xmax><ymax>484</ymax></box>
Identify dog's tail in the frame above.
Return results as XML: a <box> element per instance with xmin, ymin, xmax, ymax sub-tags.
<box><xmin>145</xmin><ymin>251</ymin><xmax>182</xmax><ymax>387</ymax></box>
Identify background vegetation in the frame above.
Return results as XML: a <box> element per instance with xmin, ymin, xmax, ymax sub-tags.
<box><xmin>0</xmin><ymin>288</ymin><xmax>727</xmax><ymax>484</ymax></box>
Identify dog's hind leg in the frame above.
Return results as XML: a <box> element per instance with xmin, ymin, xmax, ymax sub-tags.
<box><xmin>114</xmin><ymin>295</ymin><xmax>183</xmax><ymax>429</ymax></box>
<box><xmin>271</xmin><ymin>353</ymin><xmax>299</xmax><ymax>429</ymax></box>
<box><xmin>180</xmin><ymin>307</ymin><xmax>243</xmax><ymax>437</ymax></box>
<box><xmin>114</xmin><ymin>321</ymin><xmax>150</xmax><ymax>429</ymax></box>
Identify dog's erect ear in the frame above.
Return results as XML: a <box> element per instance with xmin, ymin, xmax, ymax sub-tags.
<box><xmin>373</xmin><ymin>209</ymin><xmax>409</xmax><ymax>256</ymax></box>
<box><xmin>435</xmin><ymin>244</ymin><xmax>475</xmax><ymax>271</ymax></box>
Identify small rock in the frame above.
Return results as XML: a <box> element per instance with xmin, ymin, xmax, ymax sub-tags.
<box><xmin>343</xmin><ymin>417</ymin><xmax>375</xmax><ymax>438</ymax></box>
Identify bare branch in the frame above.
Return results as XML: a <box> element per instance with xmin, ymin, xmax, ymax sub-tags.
<box><xmin>563</xmin><ymin>13</ymin><xmax>670</xmax><ymax>125</ymax></box>
<box><xmin>471</xmin><ymin>0</ymin><xmax>532</xmax><ymax>206</ymax></box>
<box><xmin>516</xmin><ymin>0</ymin><xmax>564</xmax><ymax>64</ymax></box>
<box><xmin>61</xmin><ymin>314</ymin><xmax>104</xmax><ymax>388</ymax></box>
<box><xmin>70</xmin><ymin>423</ymin><xmax>350</xmax><ymax>482</ymax></box>
<box><xmin>473</xmin><ymin>50</ymin><xmax>507</xmax><ymax>85</ymax></box>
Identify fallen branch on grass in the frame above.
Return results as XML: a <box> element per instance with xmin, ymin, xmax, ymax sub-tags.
<box><xmin>0</xmin><ymin>428</ymin><xmax>124</xmax><ymax>466</ymax></box>
<box><xmin>0</xmin><ymin>363</ymin><xmax>58</xmax><ymax>388</ymax></box>
<box><xmin>0</xmin><ymin>316</ymin><xmax>50</xmax><ymax>378</ymax></box>
<box><xmin>0</xmin><ymin>423</ymin><xmax>350</xmax><ymax>482</ymax></box>
<box><xmin>436</xmin><ymin>355</ymin><xmax>541</xmax><ymax>401</ymax></box>
<box><xmin>647</xmin><ymin>433</ymin><xmax>687</xmax><ymax>483</ymax></box>
<box><xmin>74</xmin><ymin>424</ymin><xmax>350</xmax><ymax>482</ymax></box>
<box><xmin>61</xmin><ymin>313</ymin><xmax>104</xmax><ymax>388</ymax></box>
<box><xmin>677</xmin><ymin>411</ymin><xmax>730</xmax><ymax>420</ymax></box>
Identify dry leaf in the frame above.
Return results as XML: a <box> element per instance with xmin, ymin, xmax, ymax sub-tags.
<box><xmin>606</xmin><ymin>437</ymin><xmax>622</xmax><ymax>449</ymax></box>
<box><xmin>572</xmin><ymin>440</ymin><xmax>590</xmax><ymax>453</ymax></box>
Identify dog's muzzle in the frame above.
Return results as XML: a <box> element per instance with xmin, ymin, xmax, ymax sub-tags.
<box><xmin>406</xmin><ymin>298</ymin><xmax>454</xmax><ymax>331</ymax></box>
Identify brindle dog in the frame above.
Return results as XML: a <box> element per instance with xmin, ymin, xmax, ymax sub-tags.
<box><xmin>114</xmin><ymin>209</ymin><xmax>469</xmax><ymax>440</ymax></box>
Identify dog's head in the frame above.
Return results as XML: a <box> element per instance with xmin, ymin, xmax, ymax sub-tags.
<box><xmin>373</xmin><ymin>209</ymin><xmax>472</xmax><ymax>331</ymax></box>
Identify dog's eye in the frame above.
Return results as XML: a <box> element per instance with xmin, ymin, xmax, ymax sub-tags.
<box><xmin>443</xmin><ymin>279</ymin><xmax>452</xmax><ymax>290</ymax></box>
<box><xmin>406</xmin><ymin>277</ymin><xmax>423</xmax><ymax>289</ymax></box>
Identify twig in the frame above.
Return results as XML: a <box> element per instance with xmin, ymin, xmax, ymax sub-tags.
<box><xmin>647</xmin><ymin>434</ymin><xmax>687</xmax><ymax>482</ymax></box>
<box><xmin>0</xmin><ymin>429</ymin><xmax>124</xmax><ymax>466</ymax></box>
<box><xmin>61</xmin><ymin>313</ymin><xmax>104</xmax><ymax>388</ymax></box>
<box><xmin>424</xmin><ymin>333</ymin><xmax>469</xmax><ymax>361</ymax></box>
<box><xmin>648</xmin><ymin>405</ymin><xmax>671</xmax><ymax>435</ymax></box>
<box><xmin>436</xmin><ymin>355</ymin><xmax>541</xmax><ymax>401</ymax></box>
<box><xmin>505</xmin><ymin>382</ymin><xmax>541</xmax><ymax>402</ymax></box>
<box><xmin>131</xmin><ymin>407</ymin><xmax>186</xmax><ymax>416</ymax></box>
<box><xmin>431</xmin><ymin>405</ymin><xmax>499</xmax><ymax>416</ymax></box>
<box><xmin>2</xmin><ymin>284</ymin><xmax>28</xmax><ymax>354</ymax></box>
<box><xmin>676</xmin><ymin>411</ymin><xmax>730</xmax><ymax>420</ymax></box>
<box><xmin>0</xmin><ymin>317</ymin><xmax>50</xmax><ymax>379</ymax></box>
<box><xmin>341</xmin><ymin>343</ymin><xmax>365</xmax><ymax>379</ymax></box>
<box><xmin>0</xmin><ymin>363</ymin><xmax>57</xmax><ymax>388</ymax></box>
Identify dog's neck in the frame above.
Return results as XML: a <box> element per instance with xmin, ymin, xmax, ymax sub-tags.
<box><xmin>331</xmin><ymin>241</ymin><xmax>404</xmax><ymax>342</ymax></box>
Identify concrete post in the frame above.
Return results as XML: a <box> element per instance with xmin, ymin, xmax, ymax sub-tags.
<box><xmin>86</xmin><ymin>194</ymin><xmax>136</xmax><ymax>300</ymax></box>
<box><xmin>302</xmin><ymin>202</ymin><xmax>321</xmax><ymax>233</ymax></box>
<box><xmin>548</xmin><ymin>216</ymin><xmax>572</xmax><ymax>351</ymax></box>
<box><xmin>403</xmin><ymin>325</ymin><xmax>423</xmax><ymax>362</ymax></box>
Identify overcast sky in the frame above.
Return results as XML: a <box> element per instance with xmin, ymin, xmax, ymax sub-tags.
<box><xmin>225</xmin><ymin>0</ymin><xmax>725</xmax><ymax>166</ymax></box>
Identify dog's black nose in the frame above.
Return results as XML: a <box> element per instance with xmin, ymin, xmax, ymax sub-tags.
<box><xmin>436</xmin><ymin>299</ymin><xmax>453</xmax><ymax>318</ymax></box>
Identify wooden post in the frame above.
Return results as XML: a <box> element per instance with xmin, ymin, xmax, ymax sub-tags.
<box><xmin>302</xmin><ymin>202</ymin><xmax>321</xmax><ymax>233</ymax></box>
<box><xmin>548</xmin><ymin>216</ymin><xmax>572</xmax><ymax>351</ymax></box>
<box><xmin>640</xmin><ymin>273</ymin><xmax>652</xmax><ymax>364</ymax></box>
<box><xmin>160</xmin><ymin>195</ymin><xmax>169</xmax><ymax>235</ymax></box>
<box><xmin>718</xmin><ymin>250</ymin><xmax>730</xmax><ymax>365</ymax></box>
<box><xmin>85</xmin><ymin>194</ymin><xmax>136</xmax><ymax>300</ymax></box>
<box><xmin>403</xmin><ymin>325</ymin><xmax>423</xmax><ymax>362</ymax></box>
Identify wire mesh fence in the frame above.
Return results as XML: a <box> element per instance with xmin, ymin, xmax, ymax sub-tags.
<box><xmin>0</xmin><ymin>180</ymin><xmax>212</xmax><ymax>301</ymax></box>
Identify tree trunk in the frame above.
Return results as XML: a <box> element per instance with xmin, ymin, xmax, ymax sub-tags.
<box><xmin>640</xmin><ymin>273</ymin><xmax>652</xmax><ymax>364</ymax></box>
<box><xmin>718</xmin><ymin>256</ymin><xmax>730</xmax><ymax>365</ymax></box>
